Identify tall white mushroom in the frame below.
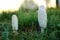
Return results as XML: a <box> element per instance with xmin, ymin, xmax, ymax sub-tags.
<box><xmin>12</xmin><ymin>14</ymin><xmax>18</xmax><ymax>34</ymax></box>
<box><xmin>38</xmin><ymin>5</ymin><xmax>47</xmax><ymax>33</ymax></box>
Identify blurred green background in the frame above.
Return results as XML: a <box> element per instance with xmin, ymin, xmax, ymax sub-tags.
<box><xmin>0</xmin><ymin>8</ymin><xmax>60</xmax><ymax>40</ymax></box>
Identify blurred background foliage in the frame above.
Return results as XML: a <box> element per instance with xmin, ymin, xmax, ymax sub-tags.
<box><xmin>0</xmin><ymin>8</ymin><xmax>60</xmax><ymax>40</ymax></box>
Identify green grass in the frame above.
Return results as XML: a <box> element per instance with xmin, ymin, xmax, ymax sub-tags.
<box><xmin>0</xmin><ymin>8</ymin><xmax>60</xmax><ymax>40</ymax></box>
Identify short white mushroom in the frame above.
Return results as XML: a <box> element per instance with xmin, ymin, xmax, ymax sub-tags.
<box><xmin>12</xmin><ymin>14</ymin><xmax>18</xmax><ymax>34</ymax></box>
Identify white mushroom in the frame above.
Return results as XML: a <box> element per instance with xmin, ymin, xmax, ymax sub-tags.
<box><xmin>12</xmin><ymin>14</ymin><xmax>18</xmax><ymax>34</ymax></box>
<box><xmin>38</xmin><ymin>5</ymin><xmax>47</xmax><ymax>33</ymax></box>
